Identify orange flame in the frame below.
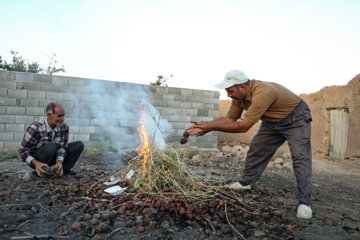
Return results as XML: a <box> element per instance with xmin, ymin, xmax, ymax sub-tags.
<box><xmin>136</xmin><ymin>109</ymin><xmax>150</xmax><ymax>178</ymax></box>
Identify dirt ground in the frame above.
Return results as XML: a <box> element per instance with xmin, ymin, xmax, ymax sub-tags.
<box><xmin>0</xmin><ymin>150</ymin><xmax>359</xmax><ymax>240</ymax></box>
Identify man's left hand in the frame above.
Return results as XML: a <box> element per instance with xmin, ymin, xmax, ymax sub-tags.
<box><xmin>188</xmin><ymin>123</ymin><xmax>210</xmax><ymax>136</ymax></box>
<box><xmin>54</xmin><ymin>161</ymin><xmax>63</xmax><ymax>176</ymax></box>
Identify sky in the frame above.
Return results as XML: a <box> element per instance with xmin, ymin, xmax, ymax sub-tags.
<box><xmin>0</xmin><ymin>0</ymin><xmax>359</xmax><ymax>99</ymax></box>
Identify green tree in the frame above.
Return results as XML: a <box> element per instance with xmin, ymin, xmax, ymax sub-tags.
<box><xmin>150</xmin><ymin>74</ymin><xmax>173</xmax><ymax>86</ymax></box>
<box><xmin>0</xmin><ymin>50</ymin><xmax>65</xmax><ymax>75</ymax></box>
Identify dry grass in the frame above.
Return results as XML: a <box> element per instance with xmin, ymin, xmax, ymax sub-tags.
<box><xmin>112</xmin><ymin>147</ymin><xmax>224</xmax><ymax>206</ymax></box>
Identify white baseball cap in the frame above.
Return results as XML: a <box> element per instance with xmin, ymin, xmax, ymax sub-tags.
<box><xmin>215</xmin><ymin>69</ymin><xmax>249</xmax><ymax>89</ymax></box>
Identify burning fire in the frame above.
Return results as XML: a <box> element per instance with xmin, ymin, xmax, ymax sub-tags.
<box><xmin>136</xmin><ymin>109</ymin><xmax>150</xmax><ymax>178</ymax></box>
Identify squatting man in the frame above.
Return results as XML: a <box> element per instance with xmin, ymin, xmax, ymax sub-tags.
<box><xmin>187</xmin><ymin>69</ymin><xmax>313</xmax><ymax>219</ymax></box>
<box><xmin>19</xmin><ymin>103</ymin><xmax>84</xmax><ymax>177</ymax></box>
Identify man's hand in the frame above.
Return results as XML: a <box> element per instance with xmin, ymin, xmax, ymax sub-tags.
<box><xmin>187</xmin><ymin>122</ymin><xmax>211</xmax><ymax>136</ymax></box>
<box><xmin>54</xmin><ymin>161</ymin><xmax>63</xmax><ymax>176</ymax></box>
<box><xmin>32</xmin><ymin>160</ymin><xmax>49</xmax><ymax>177</ymax></box>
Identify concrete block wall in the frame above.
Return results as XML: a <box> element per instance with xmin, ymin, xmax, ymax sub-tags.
<box><xmin>0</xmin><ymin>70</ymin><xmax>219</xmax><ymax>151</ymax></box>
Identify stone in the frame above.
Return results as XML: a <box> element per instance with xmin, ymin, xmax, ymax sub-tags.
<box><xmin>275</xmin><ymin>163</ymin><xmax>283</xmax><ymax>170</ymax></box>
<box><xmin>232</xmin><ymin>145</ymin><xmax>243</xmax><ymax>153</ymax></box>
<box><xmin>283</xmin><ymin>162</ymin><xmax>293</xmax><ymax>171</ymax></box>
<box><xmin>274</xmin><ymin>158</ymin><xmax>284</xmax><ymax>164</ymax></box>
<box><xmin>191</xmin><ymin>154</ymin><xmax>202</xmax><ymax>163</ymax></box>
<box><xmin>221</xmin><ymin>145</ymin><xmax>232</xmax><ymax>154</ymax></box>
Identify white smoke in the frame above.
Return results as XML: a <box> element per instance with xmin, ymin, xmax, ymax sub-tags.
<box><xmin>68</xmin><ymin>79</ymin><xmax>172</xmax><ymax>150</ymax></box>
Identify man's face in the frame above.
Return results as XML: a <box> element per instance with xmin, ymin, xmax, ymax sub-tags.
<box><xmin>226</xmin><ymin>85</ymin><xmax>245</xmax><ymax>100</ymax></box>
<box><xmin>48</xmin><ymin>106</ymin><xmax>65</xmax><ymax>128</ymax></box>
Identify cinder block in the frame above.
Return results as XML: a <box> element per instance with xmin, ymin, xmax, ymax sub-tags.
<box><xmin>192</xmin><ymin>103</ymin><xmax>204</xmax><ymax>109</ymax></box>
<box><xmin>69</xmin><ymin>77</ymin><xmax>85</xmax><ymax>86</ymax></box>
<box><xmin>214</xmin><ymin>91</ymin><xmax>220</xmax><ymax>98</ymax></box>
<box><xmin>0</xmin><ymin>115</ymin><xmax>15</xmax><ymax>123</ymax></box>
<box><xmin>90</xmin><ymin>133</ymin><xmax>105</xmax><ymax>141</ymax></box>
<box><xmin>78</xmin><ymin>126</ymin><xmax>95</xmax><ymax>134</ymax></box>
<box><xmin>197</xmin><ymin>109</ymin><xmax>209</xmax><ymax>117</ymax></box>
<box><xmin>72</xmin><ymin>118</ymin><xmax>90</xmax><ymax>126</ymax></box>
<box><xmin>46</xmin><ymin>92</ymin><xmax>63</xmax><ymax>101</ymax></box>
<box><xmin>73</xmin><ymin>133</ymin><xmax>90</xmax><ymax>142</ymax></box>
<box><xmin>0</xmin><ymin>88</ymin><xmax>6</xmax><ymax>96</ymax></box>
<box><xmin>168</xmin><ymin>88</ymin><xmax>181</xmax><ymax>94</ymax></box>
<box><xmin>207</xmin><ymin>136</ymin><xmax>218</xmax><ymax>144</ymax></box>
<box><xmin>15</xmin><ymin>115</ymin><xmax>34</xmax><ymax>124</ymax></box>
<box><xmin>17</xmin><ymin>82</ymin><xmax>42</xmax><ymax>91</ymax></box>
<box><xmin>0</xmin><ymin>97</ymin><xmax>16</xmax><ymax>106</ymax></box>
<box><xmin>204</xmin><ymin>91</ymin><xmax>215</xmax><ymax>98</ymax></box>
<box><xmin>38</xmin><ymin>100</ymin><xmax>50</xmax><ymax>108</ymax></box>
<box><xmin>0</xmin><ymin>124</ymin><xmax>4</xmax><ymax>131</ymax></box>
<box><xmin>58</xmin><ymin>101</ymin><xmax>73</xmax><ymax>110</ymax></box>
<box><xmin>0</xmin><ymin>132</ymin><xmax>14</xmax><ymax>141</ymax></box>
<box><xmin>179</xmin><ymin>102</ymin><xmax>191</xmax><ymax>109</ymax></box>
<box><xmin>28</xmin><ymin>90</ymin><xmax>46</xmax><ymax>99</ymax></box>
<box><xmin>69</xmin><ymin>125</ymin><xmax>79</xmax><ymax>133</ymax></box>
<box><xmin>197</xmin><ymin>116</ymin><xmax>213</xmax><ymax>121</ymax></box>
<box><xmin>172</xmin><ymin>122</ymin><xmax>185</xmax><ymax>129</ymax></box>
<box><xmin>186</xmin><ymin>95</ymin><xmax>204</xmax><ymax>103</ymax></box>
<box><xmin>65</xmin><ymin>110</ymin><xmax>80</xmax><ymax>118</ymax></box>
<box><xmin>165</xmin><ymin>115</ymin><xmax>191</xmax><ymax>122</ymax></box>
<box><xmin>0</xmin><ymin>80</ymin><xmax>16</xmax><ymax>89</ymax></box>
<box><xmin>156</xmin><ymin>86</ymin><xmax>169</xmax><ymax>94</ymax></box>
<box><xmin>174</xmin><ymin>95</ymin><xmax>187</xmax><ymax>102</ymax></box>
<box><xmin>8</xmin><ymin>89</ymin><xmax>27</xmax><ymax>98</ymax></box>
<box><xmin>0</xmin><ymin>70</ymin><xmax>15</xmax><ymax>80</ymax></box>
<box><xmin>34</xmin><ymin>74</ymin><xmax>52</xmax><ymax>83</ymax></box>
<box><xmin>68</xmin><ymin>133</ymin><xmax>74</xmax><ymax>142</ymax></box>
<box><xmin>57</xmin><ymin>85</ymin><xmax>75</xmax><ymax>93</ymax></box>
<box><xmin>0</xmin><ymin>141</ymin><xmax>3</xmax><ymax>150</ymax></box>
<box><xmin>14</xmin><ymin>132</ymin><xmax>25</xmax><ymax>141</ymax></box>
<box><xmin>4</xmin><ymin>141</ymin><xmax>21</xmax><ymax>149</ymax></box>
<box><xmin>208</xmin><ymin>98</ymin><xmax>219</xmax><ymax>104</ymax></box>
<box><xmin>42</xmin><ymin>84</ymin><xmax>59</xmax><ymax>92</ymax></box>
<box><xmin>5</xmin><ymin>123</ymin><xmax>25</xmax><ymax>132</ymax></box>
<box><xmin>181</xmin><ymin>89</ymin><xmax>193</xmax><ymax>95</ymax></box>
<box><xmin>63</xmin><ymin>93</ymin><xmax>78</xmax><ymax>101</ymax></box>
<box><xmin>79</xmin><ymin>110</ymin><xmax>93</xmax><ymax>118</ymax></box>
<box><xmin>208</xmin><ymin>110</ymin><xmax>219</xmax><ymax>118</ymax></box>
<box><xmin>26</xmin><ymin>107</ymin><xmax>45</xmax><ymax>116</ymax></box>
<box><xmin>0</xmin><ymin>107</ymin><xmax>5</xmax><ymax>114</ymax></box>
<box><xmin>166</xmin><ymin>102</ymin><xmax>180</xmax><ymax>108</ymax></box>
<box><xmin>192</xmin><ymin>89</ymin><xmax>204</xmax><ymax>96</ymax></box>
<box><xmin>20</xmin><ymin>99</ymin><xmax>38</xmax><ymax>107</ymax></box>
<box><xmin>163</xmin><ymin>95</ymin><xmax>175</xmax><ymax>101</ymax></box>
<box><xmin>6</xmin><ymin>106</ymin><xmax>26</xmax><ymax>115</ymax></box>
<box><xmin>161</xmin><ymin>108</ymin><xmax>175</xmax><ymax>115</ymax></box>
<box><xmin>151</xmin><ymin>93</ymin><xmax>163</xmax><ymax>101</ymax></box>
<box><xmin>151</xmin><ymin>100</ymin><xmax>164</xmax><ymax>107</ymax></box>
<box><xmin>90</xmin><ymin>119</ymin><xmax>106</xmax><ymax>126</ymax></box>
<box><xmin>16</xmin><ymin>72</ymin><xmax>33</xmax><ymax>82</ymax></box>
<box><xmin>52</xmin><ymin>75</ymin><xmax>69</xmax><ymax>85</ymax></box>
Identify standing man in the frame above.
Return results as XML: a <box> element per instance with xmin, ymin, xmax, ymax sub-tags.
<box><xmin>19</xmin><ymin>103</ymin><xmax>84</xmax><ymax>177</ymax></box>
<box><xmin>187</xmin><ymin>69</ymin><xmax>313</xmax><ymax>219</ymax></box>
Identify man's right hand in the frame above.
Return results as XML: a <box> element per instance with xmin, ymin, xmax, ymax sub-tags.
<box><xmin>31</xmin><ymin>160</ymin><xmax>49</xmax><ymax>177</ymax></box>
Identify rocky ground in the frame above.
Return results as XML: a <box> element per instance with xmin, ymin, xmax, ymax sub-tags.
<box><xmin>0</xmin><ymin>146</ymin><xmax>359</xmax><ymax>240</ymax></box>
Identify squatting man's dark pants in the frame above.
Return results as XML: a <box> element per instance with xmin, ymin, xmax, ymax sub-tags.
<box><xmin>29</xmin><ymin>141</ymin><xmax>84</xmax><ymax>172</ymax></box>
<box><xmin>242</xmin><ymin>100</ymin><xmax>312</xmax><ymax>205</ymax></box>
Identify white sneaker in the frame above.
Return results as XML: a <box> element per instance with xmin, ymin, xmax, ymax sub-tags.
<box><xmin>296</xmin><ymin>204</ymin><xmax>312</xmax><ymax>219</ymax></box>
<box><xmin>229</xmin><ymin>182</ymin><xmax>251</xmax><ymax>190</ymax></box>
